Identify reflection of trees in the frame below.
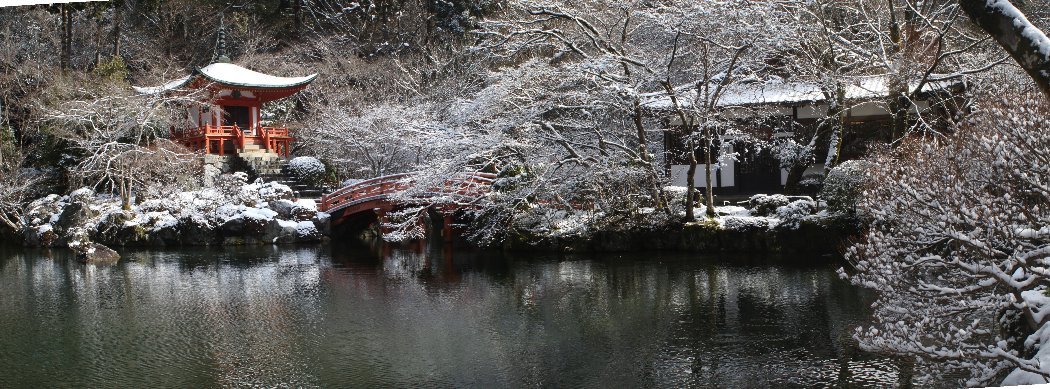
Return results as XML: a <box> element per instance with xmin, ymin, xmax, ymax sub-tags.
<box><xmin>0</xmin><ymin>247</ymin><xmax>891</xmax><ymax>387</ymax></box>
<box><xmin>0</xmin><ymin>246</ymin><xmax>326</xmax><ymax>387</ymax></box>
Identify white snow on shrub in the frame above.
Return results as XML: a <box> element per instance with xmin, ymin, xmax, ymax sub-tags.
<box><xmin>774</xmin><ymin>198</ymin><xmax>816</xmax><ymax>229</ymax></box>
<box><xmin>296</xmin><ymin>221</ymin><xmax>319</xmax><ymax>236</ymax></box>
<box><xmin>239</xmin><ymin>207</ymin><xmax>279</xmax><ymax>221</ymax></box>
<box><xmin>287</xmin><ymin>156</ymin><xmax>326</xmax><ymax>181</ymax></box>
<box><xmin>721</xmin><ymin>216</ymin><xmax>770</xmax><ymax>230</ymax></box>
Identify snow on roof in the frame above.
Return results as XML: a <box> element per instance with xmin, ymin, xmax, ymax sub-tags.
<box><xmin>641</xmin><ymin>75</ymin><xmax>964</xmax><ymax>110</ymax></box>
<box><xmin>132</xmin><ymin>75</ymin><xmax>191</xmax><ymax>95</ymax></box>
<box><xmin>197</xmin><ymin>63</ymin><xmax>317</xmax><ymax>89</ymax></box>
<box><xmin>132</xmin><ymin>62</ymin><xmax>317</xmax><ymax>94</ymax></box>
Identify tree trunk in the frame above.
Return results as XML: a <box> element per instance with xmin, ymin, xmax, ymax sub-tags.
<box><xmin>60</xmin><ymin>5</ymin><xmax>72</xmax><ymax>72</ymax></box>
<box><xmin>889</xmin><ymin>90</ymin><xmax>908</xmax><ymax>140</ymax></box>
<box><xmin>94</xmin><ymin>16</ymin><xmax>103</xmax><ymax>68</ymax></box>
<box><xmin>704</xmin><ymin>126</ymin><xmax>715</xmax><ymax>219</ymax></box>
<box><xmin>112</xmin><ymin>3</ymin><xmax>121</xmax><ymax>58</ymax></box>
<box><xmin>294</xmin><ymin>0</ymin><xmax>302</xmax><ymax>36</ymax></box>
<box><xmin>633</xmin><ymin>98</ymin><xmax>668</xmax><ymax>214</ymax></box>
<box><xmin>959</xmin><ymin>0</ymin><xmax>1050</xmax><ymax>96</ymax></box>
<box><xmin>685</xmin><ymin>137</ymin><xmax>697</xmax><ymax>221</ymax></box>
<box><xmin>121</xmin><ymin>181</ymin><xmax>132</xmax><ymax>211</ymax></box>
<box><xmin>825</xmin><ymin>91</ymin><xmax>848</xmax><ymax>174</ymax></box>
<box><xmin>783</xmin><ymin>163</ymin><xmax>809</xmax><ymax>195</ymax></box>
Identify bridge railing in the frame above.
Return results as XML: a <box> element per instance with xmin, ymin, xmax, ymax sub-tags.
<box><xmin>319</xmin><ymin>172</ymin><xmax>497</xmax><ymax>214</ymax></box>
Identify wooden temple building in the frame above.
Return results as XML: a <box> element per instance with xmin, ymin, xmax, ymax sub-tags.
<box><xmin>642</xmin><ymin>75</ymin><xmax>965</xmax><ymax>194</ymax></box>
<box><xmin>134</xmin><ymin>58</ymin><xmax>316</xmax><ymax>157</ymax></box>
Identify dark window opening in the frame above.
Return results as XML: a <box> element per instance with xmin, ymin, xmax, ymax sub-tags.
<box><xmin>224</xmin><ymin>106</ymin><xmax>251</xmax><ymax>130</ymax></box>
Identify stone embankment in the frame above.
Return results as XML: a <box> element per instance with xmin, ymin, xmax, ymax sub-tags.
<box><xmin>19</xmin><ymin>174</ymin><xmax>330</xmax><ymax>250</ymax></box>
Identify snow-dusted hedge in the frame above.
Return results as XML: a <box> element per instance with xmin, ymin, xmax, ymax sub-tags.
<box><xmin>287</xmin><ymin>156</ymin><xmax>326</xmax><ymax>186</ymax></box>
<box><xmin>746</xmin><ymin>194</ymin><xmax>790</xmax><ymax>216</ymax></box>
<box><xmin>774</xmin><ymin>197</ymin><xmax>816</xmax><ymax>229</ymax></box>
<box><xmin>819</xmin><ymin>159</ymin><xmax>869</xmax><ymax>215</ymax></box>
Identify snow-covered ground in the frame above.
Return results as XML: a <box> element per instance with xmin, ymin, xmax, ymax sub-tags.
<box><xmin>512</xmin><ymin>190</ymin><xmax>833</xmax><ymax>241</ymax></box>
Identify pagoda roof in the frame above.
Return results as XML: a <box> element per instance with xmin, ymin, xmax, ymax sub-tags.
<box><xmin>133</xmin><ymin>62</ymin><xmax>317</xmax><ymax>95</ymax></box>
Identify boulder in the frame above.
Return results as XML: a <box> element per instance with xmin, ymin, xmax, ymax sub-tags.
<box><xmin>289</xmin><ymin>200</ymin><xmax>318</xmax><ymax>221</ymax></box>
<box><xmin>265</xmin><ymin>219</ymin><xmax>299</xmax><ymax>244</ymax></box>
<box><xmin>311</xmin><ymin>212</ymin><xmax>331</xmax><ymax>236</ymax></box>
<box><xmin>23</xmin><ymin>224</ymin><xmax>59</xmax><ymax>247</ymax></box>
<box><xmin>93</xmin><ymin>211</ymin><xmax>133</xmax><ymax>245</ymax></box>
<box><xmin>53</xmin><ymin>200</ymin><xmax>98</xmax><ymax>238</ymax></box>
<box><xmin>293</xmin><ymin>221</ymin><xmax>323</xmax><ymax>242</ymax></box>
<box><xmin>178</xmin><ymin>215</ymin><xmax>217</xmax><ymax>245</ymax></box>
<box><xmin>272</xmin><ymin>199</ymin><xmax>298</xmax><ymax>219</ymax></box>
<box><xmin>76</xmin><ymin>243</ymin><xmax>120</xmax><ymax>265</ymax></box>
<box><xmin>221</xmin><ymin>208</ymin><xmax>275</xmax><ymax>237</ymax></box>
<box><xmin>150</xmin><ymin>222</ymin><xmax>181</xmax><ymax>246</ymax></box>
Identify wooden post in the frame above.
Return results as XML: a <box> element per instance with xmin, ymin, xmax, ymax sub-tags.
<box><xmin>376</xmin><ymin>208</ymin><xmax>389</xmax><ymax>239</ymax></box>
<box><xmin>443</xmin><ymin>214</ymin><xmax>454</xmax><ymax>244</ymax></box>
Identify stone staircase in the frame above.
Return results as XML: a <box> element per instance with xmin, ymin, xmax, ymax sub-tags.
<box><xmin>236</xmin><ymin>148</ymin><xmax>326</xmax><ymax>200</ymax></box>
<box><xmin>238</xmin><ymin>147</ymin><xmax>285</xmax><ymax>175</ymax></box>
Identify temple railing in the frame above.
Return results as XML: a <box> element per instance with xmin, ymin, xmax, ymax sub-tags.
<box><xmin>171</xmin><ymin>125</ymin><xmax>292</xmax><ymax>138</ymax></box>
<box><xmin>171</xmin><ymin>125</ymin><xmax>295</xmax><ymax>156</ymax></box>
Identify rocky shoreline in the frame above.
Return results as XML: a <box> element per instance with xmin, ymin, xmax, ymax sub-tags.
<box><xmin>503</xmin><ymin>214</ymin><xmax>860</xmax><ymax>254</ymax></box>
<box><xmin>18</xmin><ymin>174</ymin><xmax>330</xmax><ymax>251</ymax></box>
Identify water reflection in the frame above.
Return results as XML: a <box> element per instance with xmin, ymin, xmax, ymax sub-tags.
<box><xmin>0</xmin><ymin>244</ymin><xmax>896</xmax><ymax>387</ymax></box>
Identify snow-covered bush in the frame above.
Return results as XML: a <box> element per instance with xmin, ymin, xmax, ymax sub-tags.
<box><xmin>721</xmin><ymin>215</ymin><xmax>769</xmax><ymax>231</ymax></box>
<box><xmin>663</xmin><ymin>186</ymin><xmax>691</xmax><ymax>216</ymax></box>
<box><xmin>842</xmin><ymin>93</ymin><xmax>1050</xmax><ymax>386</ymax></box>
<box><xmin>773</xmin><ymin>138</ymin><xmax>814</xmax><ymax>170</ymax></box>
<box><xmin>215</xmin><ymin>172</ymin><xmax>249</xmax><ymax>198</ymax></box>
<box><xmin>746</xmin><ymin>194</ymin><xmax>790</xmax><ymax>216</ymax></box>
<box><xmin>239</xmin><ymin>180</ymin><xmax>294</xmax><ymax>206</ymax></box>
<box><xmin>819</xmin><ymin>159</ymin><xmax>869</xmax><ymax>215</ymax></box>
<box><xmin>798</xmin><ymin>173</ymin><xmax>824</xmax><ymax>194</ymax></box>
<box><xmin>287</xmin><ymin>156</ymin><xmax>327</xmax><ymax>186</ymax></box>
<box><xmin>774</xmin><ymin>197</ymin><xmax>816</xmax><ymax>229</ymax></box>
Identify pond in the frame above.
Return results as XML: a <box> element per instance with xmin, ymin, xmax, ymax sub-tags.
<box><xmin>0</xmin><ymin>243</ymin><xmax>897</xmax><ymax>387</ymax></box>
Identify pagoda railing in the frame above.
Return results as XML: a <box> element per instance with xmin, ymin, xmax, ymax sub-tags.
<box><xmin>170</xmin><ymin>125</ymin><xmax>294</xmax><ymax>156</ymax></box>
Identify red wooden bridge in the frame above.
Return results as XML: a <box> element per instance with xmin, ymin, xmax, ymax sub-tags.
<box><xmin>319</xmin><ymin>172</ymin><xmax>497</xmax><ymax>240</ymax></box>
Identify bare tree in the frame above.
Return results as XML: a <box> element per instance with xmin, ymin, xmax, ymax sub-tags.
<box><xmin>44</xmin><ymin>79</ymin><xmax>200</xmax><ymax>210</ymax></box>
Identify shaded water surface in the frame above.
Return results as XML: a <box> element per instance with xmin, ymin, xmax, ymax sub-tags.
<box><xmin>0</xmin><ymin>244</ymin><xmax>895</xmax><ymax>387</ymax></box>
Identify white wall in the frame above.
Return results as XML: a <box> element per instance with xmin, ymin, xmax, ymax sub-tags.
<box><xmin>670</xmin><ymin>149</ymin><xmax>736</xmax><ymax>188</ymax></box>
<box><xmin>669</xmin><ymin>143</ymin><xmax>737</xmax><ymax>188</ymax></box>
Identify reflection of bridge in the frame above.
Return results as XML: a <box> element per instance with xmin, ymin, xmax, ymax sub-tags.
<box><xmin>319</xmin><ymin>172</ymin><xmax>496</xmax><ymax>240</ymax></box>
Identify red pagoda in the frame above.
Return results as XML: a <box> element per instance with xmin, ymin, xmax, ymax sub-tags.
<box><xmin>134</xmin><ymin>59</ymin><xmax>316</xmax><ymax>157</ymax></box>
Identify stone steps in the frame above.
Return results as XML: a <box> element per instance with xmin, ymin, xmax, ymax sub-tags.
<box><xmin>254</xmin><ymin>165</ymin><xmax>326</xmax><ymax>200</ymax></box>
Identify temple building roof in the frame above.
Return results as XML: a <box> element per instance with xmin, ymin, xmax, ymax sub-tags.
<box><xmin>133</xmin><ymin>62</ymin><xmax>317</xmax><ymax>100</ymax></box>
<box><xmin>640</xmin><ymin>74</ymin><xmax>965</xmax><ymax>110</ymax></box>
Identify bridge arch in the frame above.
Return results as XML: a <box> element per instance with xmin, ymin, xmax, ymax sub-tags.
<box><xmin>319</xmin><ymin>172</ymin><xmax>495</xmax><ymax>240</ymax></box>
